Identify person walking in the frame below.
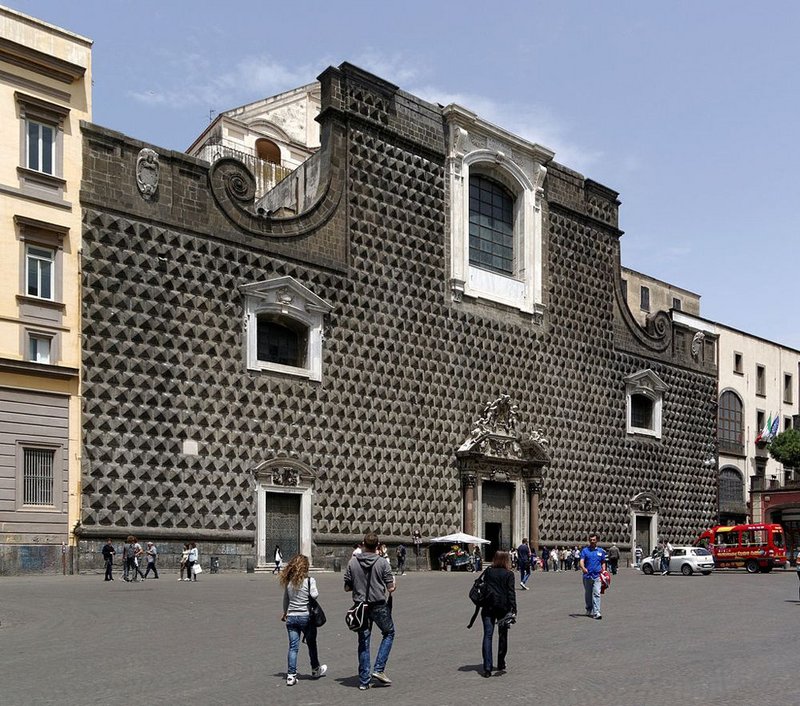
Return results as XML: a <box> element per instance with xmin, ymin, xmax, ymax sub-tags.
<box><xmin>607</xmin><ymin>543</ymin><xmax>620</xmax><ymax>575</ymax></box>
<box><xmin>573</xmin><ymin>546</ymin><xmax>581</xmax><ymax>571</ymax></box>
<box><xmin>517</xmin><ymin>538</ymin><xmax>531</xmax><ymax>590</ymax></box>
<box><xmin>178</xmin><ymin>543</ymin><xmax>190</xmax><ymax>581</ymax></box>
<box><xmin>281</xmin><ymin>554</ymin><xmax>327</xmax><ymax>686</ymax></box>
<box><xmin>102</xmin><ymin>538</ymin><xmax>115</xmax><ymax>581</ymax></box>
<box><xmin>396</xmin><ymin>544</ymin><xmax>407</xmax><ymax>576</ymax></box>
<box><xmin>660</xmin><ymin>539</ymin><xmax>673</xmax><ymax>575</ymax></box>
<box><xmin>187</xmin><ymin>542</ymin><xmax>199</xmax><ymax>581</ymax></box>
<box><xmin>125</xmin><ymin>535</ymin><xmax>145</xmax><ymax>582</ymax></box>
<box><xmin>541</xmin><ymin>546</ymin><xmax>549</xmax><ymax>572</ymax></box>
<box><xmin>143</xmin><ymin>541</ymin><xmax>159</xmax><ymax>579</ymax></box>
<box><xmin>343</xmin><ymin>531</ymin><xmax>396</xmax><ymax>691</ymax></box>
<box><xmin>121</xmin><ymin>541</ymin><xmax>129</xmax><ymax>581</ymax></box>
<box><xmin>580</xmin><ymin>533</ymin><xmax>607</xmax><ymax>620</ymax></box>
<box><xmin>634</xmin><ymin>545</ymin><xmax>643</xmax><ymax>568</ymax></box>
<box><xmin>479</xmin><ymin>550</ymin><xmax>516</xmax><ymax>678</ymax></box>
<box><xmin>551</xmin><ymin>548</ymin><xmax>559</xmax><ymax>572</ymax></box>
<box><xmin>273</xmin><ymin>545</ymin><xmax>283</xmax><ymax>575</ymax></box>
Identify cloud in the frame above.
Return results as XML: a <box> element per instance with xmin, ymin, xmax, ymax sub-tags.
<box><xmin>128</xmin><ymin>54</ymin><xmax>319</xmax><ymax>111</ymax></box>
<box><xmin>128</xmin><ymin>49</ymin><xmax>600</xmax><ymax>171</ymax></box>
<box><xmin>412</xmin><ymin>86</ymin><xmax>602</xmax><ymax>172</ymax></box>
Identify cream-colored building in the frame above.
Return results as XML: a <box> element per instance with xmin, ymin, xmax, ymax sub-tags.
<box><xmin>621</xmin><ymin>267</ymin><xmax>700</xmax><ymax>328</ymax></box>
<box><xmin>187</xmin><ymin>83</ymin><xmax>320</xmax><ymax>200</ymax></box>
<box><xmin>673</xmin><ymin>312</ymin><xmax>800</xmax><ymax>524</ymax></box>
<box><xmin>0</xmin><ymin>6</ymin><xmax>91</xmax><ymax>573</ymax></box>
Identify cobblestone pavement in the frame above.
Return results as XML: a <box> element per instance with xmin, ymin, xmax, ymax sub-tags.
<box><xmin>1</xmin><ymin>565</ymin><xmax>797</xmax><ymax>706</ymax></box>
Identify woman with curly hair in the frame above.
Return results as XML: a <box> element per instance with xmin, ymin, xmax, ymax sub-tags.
<box><xmin>280</xmin><ymin>554</ymin><xmax>327</xmax><ymax>686</ymax></box>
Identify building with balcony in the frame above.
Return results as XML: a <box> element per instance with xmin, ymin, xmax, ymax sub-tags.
<box><xmin>186</xmin><ymin>83</ymin><xmax>320</xmax><ymax>200</ymax></box>
<box><xmin>0</xmin><ymin>7</ymin><xmax>91</xmax><ymax>574</ymax></box>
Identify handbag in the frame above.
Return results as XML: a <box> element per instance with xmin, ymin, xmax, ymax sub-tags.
<box><xmin>344</xmin><ymin>562</ymin><xmax>375</xmax><ymax>631</ymax></box>
<box><xmin>193</xmin><ymin>564</ymin><xmax>203</xmax><ymax>575</ymax></box>
<box><xmin>307</xmin><ymin>578</ymin><xmax>326</xmax><ymax>628</ymax></box>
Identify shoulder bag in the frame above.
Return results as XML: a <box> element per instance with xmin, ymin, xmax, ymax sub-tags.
<box><xmin>345</xmin><ymin>562</ymin><xmax>375</xmax><ymax>632</ymax></box>
<box><xmin>306</xmin><ymin>577</ymin><xmax>326</xmax><ymax>628</ymax></box>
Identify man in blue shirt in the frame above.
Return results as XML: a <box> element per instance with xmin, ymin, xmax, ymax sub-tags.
<box><xmin>579</xmin><ymin>533</ymin><xmax>607</xmax><ymax>620</ymax></box>
<box><xmin>517</xmin><ymin>538</ymin><xmax>532</xmax><ymax>590</ymax></box>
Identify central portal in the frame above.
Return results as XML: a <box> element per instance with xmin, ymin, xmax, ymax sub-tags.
<box><xmin>482</xmin><ymin>481</ymin><xmax>513</xmax><ymax>560</ymax></box>
<box><xmin>265</xmin><ymin>492</ymin><xmax>300</xmax><ymax>560</ymax></box>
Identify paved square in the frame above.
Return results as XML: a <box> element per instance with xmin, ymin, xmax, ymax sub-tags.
<box><xmin>1</xmin><ymin>566</ymin><xmax>796</xmax><ymax>705</ymax></box>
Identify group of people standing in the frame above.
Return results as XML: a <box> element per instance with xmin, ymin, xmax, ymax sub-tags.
<box><xmin>278</xmin><ymin>532</ymin><xmax>396</xmax><ymax>690</ymax></box>
<box><xmin>101</xmin><ymin>537</ymin><xmax>199</xmax><ymax>582</ymax></box>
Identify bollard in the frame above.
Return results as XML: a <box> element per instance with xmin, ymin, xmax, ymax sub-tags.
<box><xmin>333</xmin><ymin>557</ymin><xmax>342</xmax><ymax>572</ymax></box>
<box><xmin>210</xmin><ymin>557</ymin><xmax>220</xmax><ymax>574</ymax></box>
<box><xmin>246</xmin><ymin>558</ymin><xmax>255</xmax><ymax>574</ymax></box>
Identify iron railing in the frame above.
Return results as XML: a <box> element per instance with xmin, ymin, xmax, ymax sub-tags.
<box><xmin>194</xmin><ymin>136</ymin><xmax>293</xmax><ymax>198</ymax></box>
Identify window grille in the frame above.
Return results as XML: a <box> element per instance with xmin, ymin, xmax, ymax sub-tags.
<box><xmin>23</xmin><ymin>448</ymin><xmax>55</xmax><ymax>506</ymax></box>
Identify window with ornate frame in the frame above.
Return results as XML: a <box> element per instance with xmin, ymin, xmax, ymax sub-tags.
<box><xmin>444</xmin><ymin>105</ymin><xmax>552</xmax><ymax>319</ymax></box>
<box><xmin>625</xmin><ymin>369</ymin><xmax>667</xmax><ymax>439</ymax></box>
<box><xmin>241</xmin><ymin>276</ymin><xmax>332</xmax><ymax>381</ymax></box>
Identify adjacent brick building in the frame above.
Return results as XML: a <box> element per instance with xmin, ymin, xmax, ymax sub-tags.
<box><xmin>75</xmin><ymin>63</ymin><xmax>719</xmax><ymax>570</ymax></box>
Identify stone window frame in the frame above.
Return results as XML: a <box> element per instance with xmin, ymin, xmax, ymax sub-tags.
<box><xmin>640</xmin><ymin>285</ymin><xmax>651</xmax><ymax>312</ymax></box>
<box><xmin>755</xmin><ymin>364</ymin><xmax>766</xmax><ymax>397</ymax></box>
<box><xmin>733</xmin><ymin>351</ymin><xmax>743</xmax><ymax>375</ymax></box>
<box><xmin>240</xmin><ymin>276</ymin><xmax>332</xmax><ymax>382</ymax></box>
<box><xmin>784</xmin><ymin>372</ymin><xmax>793</xmax><ymax>405</ymax></box>
<box><xmin>624</xmin><ymin>369</ymin><xmax>667</xmax><ymax>439</ymax></box>
<box><xmin>15</xmin><ymin>440</ymin><xmax>63</xmax><ymax>511</ymax></box>
<box><xmin>444</xmin><ymin>104</ymin><xmax>551</xmax><ymax>319</ymax></box>
<box><xmin>15</xmin><ymin>92</ymin><xmax>69</xmax><ymax>198</ymax></box>
<box><xmin>26</xmin><ymin>329</ymin><xmax>55</xmax><ymax>364</ymax></box>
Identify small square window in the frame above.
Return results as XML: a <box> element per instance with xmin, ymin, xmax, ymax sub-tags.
<box><xmin>26</xmin><ymin>244</ymin><xmax>55</xmax><ymax>300</ymax></box>
<box><xmin>28</xmin><ymin>334</ymin><xmax>52</xmax><ymax>364</ymax></box>
<box><xmin>784</xmin><ymin>373</ymin><xmax>793</xmax><ymax>404</ymax></box>
<box><xmin>640</xmin><ymin>286</ymin><xmax>650</xmax><ymax>312</ymax></box>
<box><xmin>672</xmin><ymin>297</ymin><xmax>682</xmax><ymax>311</ymax></box>
<box><xmin>734</xmin><ymin>352</ymin><xmax>743</xmax><ymax>375</ymax></box>
<box><xmin>785</xmin><ymin>417</ymin><xmax>793</xmax><ymax>432</ymax></box>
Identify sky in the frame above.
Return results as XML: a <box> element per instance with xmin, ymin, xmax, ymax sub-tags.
<box><xmin>8</xmin><ymin>1</ymin><xmax>800</xmax><ymax>347</ymax></box>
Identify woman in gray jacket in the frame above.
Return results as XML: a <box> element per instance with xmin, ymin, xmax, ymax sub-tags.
<box><xmin>280</xmin><ymin>554</ymin><xmax>327</xmax><ymax>686</ymax></box>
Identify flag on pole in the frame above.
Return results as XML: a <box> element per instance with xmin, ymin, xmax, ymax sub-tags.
<box><xmin>770</xmin><ymin>414</ymin><xmax>780</xmax><ymax>439</ymax></box>
<box><xmin>756</xmin><ymin>414</ymin><xmax>772</xmax><ymax>444</ymax></box>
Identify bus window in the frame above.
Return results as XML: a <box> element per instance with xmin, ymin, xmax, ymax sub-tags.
<box><xmin>773</xmin><ymin>531</ymin><xmax>785</xmax><ymax>548</ymax></box>
<box><xmin>751</xmin><ymin>529</ymin><xmax>766</xmax><ymax>546</ymax></box>
<box><xmin>717</xmin><ymin>531</ymin><xmax>738</xmax><ymax>546</ymax></box>
<box><xmin>741</xmin><ymin>530</ymin><xmax>754</xmax><ymax>545</ymax></box>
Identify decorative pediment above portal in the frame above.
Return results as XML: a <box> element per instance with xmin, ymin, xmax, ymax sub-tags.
<box><xmin>630</xmin><ymin>491</ymin><xmax>660</xmax><ymax>513</ymax></box>
<box><xmin>456</xmin><ymin>394</ymin><xmax>550</xmax><ymax>480</ymax></box>
<box><xmin>253</xmin><ymin>457</ymin><xmax>316</xmax><ymax>489</ymax></box>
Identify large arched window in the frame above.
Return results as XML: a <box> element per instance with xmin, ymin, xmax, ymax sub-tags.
<box><xmin>718</xmin><ymin>390</ymin><xmax>744</xmax><ymax>455</ymax></box>
<box><xmin>719</xmin><ymin>467</ymin><xmax>744</xmax><ymax>505</ymax></box>
<box><xmin>469</xmin><ymin>174</ymin><xmax>514</xmax><ymax>275</ymax></box>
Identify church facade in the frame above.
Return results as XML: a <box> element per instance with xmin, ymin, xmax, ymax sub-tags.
<box><xmin>75</xmin><ymin>63</ymin><xmax>718</xmax><ymax>569</ymax></box>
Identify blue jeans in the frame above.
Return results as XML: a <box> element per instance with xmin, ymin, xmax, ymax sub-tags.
<box><xmin>357</xmin><ymin>603</ymin><xmax>394</xmax><ymax>686</ymax></box>
<box><xmin>286</xmin><ymin>615</ymin><xmax>320</xmax><ymax>675</ymax></box>
<box><xmin>519</xmin><ymin>563</ymin><xmax>530</xmax><ymax>585</ymax></box>
<box><xmin>481</xmin><ymin>613</ymin><xmax>508</xmax><ymax>672</ymax></box>
<box><xmin>583</xmin><ymin>575</ymin><xmax>601</xmax><ymax>615</ymax></box>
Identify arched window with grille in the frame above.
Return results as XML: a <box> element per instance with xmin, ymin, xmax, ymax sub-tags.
<box><xmin>718</xmin><ymin>390</ymin><xmax>744</xmax><ymax>455</ymax></box>
<box><xmin>719</xmin><ymin>467</ymin><xmax>744</xmax><ymax>506</ymax></box>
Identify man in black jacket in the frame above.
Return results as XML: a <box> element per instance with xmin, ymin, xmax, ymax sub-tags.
<box><xmin>101</xmin><ymin>539</ymin><xmax>115</xmax><ymax>581</ymax></box>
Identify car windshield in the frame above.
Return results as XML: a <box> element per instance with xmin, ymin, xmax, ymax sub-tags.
<box><xmin>773</xmin><ymin>531</ymin><xmax>785</xmax><ymax>547</ymax></box>
<box><xmin>693</xmin><ymin>548</ymin><xmax>712</xmax><ymax>556</ymax></box>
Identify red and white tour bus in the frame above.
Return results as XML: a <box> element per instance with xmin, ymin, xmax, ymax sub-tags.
<box><xmin>694</xmin><ymin>523</ymin><xmax>787</xmax><ymax>573</ymax></box>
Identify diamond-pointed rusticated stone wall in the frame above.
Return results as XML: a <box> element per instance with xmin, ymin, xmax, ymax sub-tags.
<box><xmin>78</xmin><ymin>63</ymin><xmax>717</xmax><ymax>567</ymax></box>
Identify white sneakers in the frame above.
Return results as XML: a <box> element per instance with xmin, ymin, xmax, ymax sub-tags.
<box><xmin>287</xmin><ymin>665</ymin><xmax>327</xmax><ymax>686</ymax></box>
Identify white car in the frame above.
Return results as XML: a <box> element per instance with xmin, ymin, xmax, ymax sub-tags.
<box><xmin>640</xmin><ymin>546</ymin><xmax>715</xmax><ymax>576</ymax></box>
